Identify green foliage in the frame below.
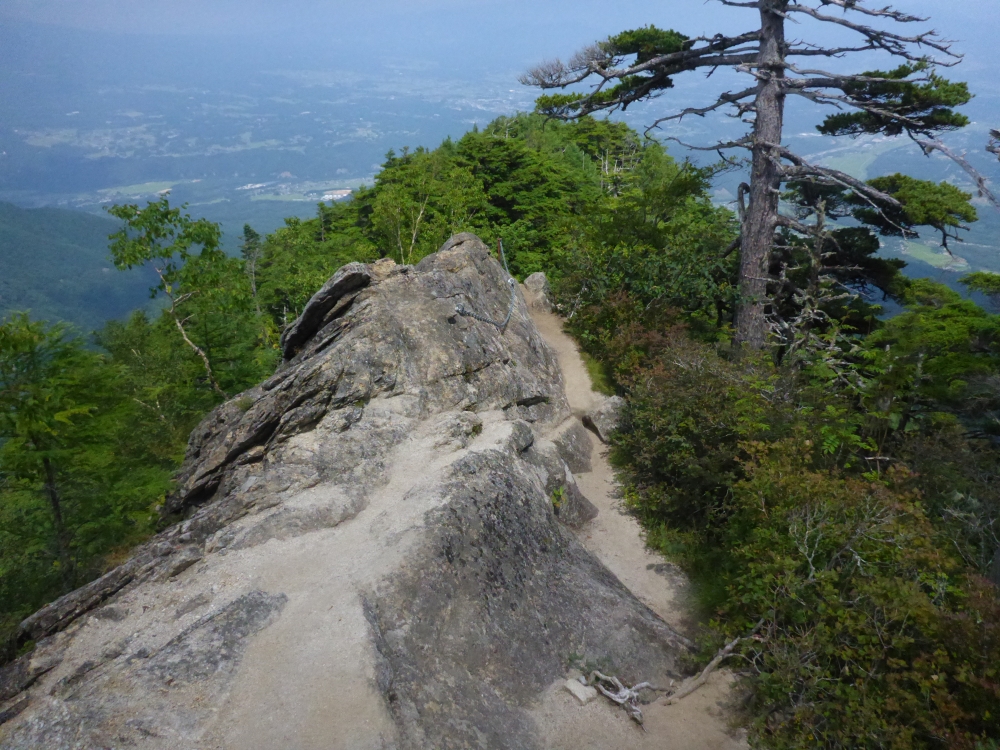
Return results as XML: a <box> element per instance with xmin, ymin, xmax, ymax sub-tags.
<box><xmin>550</xmin><ymin>486</ymin><xmax>566</xmax><ymax>510</ymax></box>
<box><xmin>603</xmin><ymin>26</ymin><xmax>689</xmax><ymax>64</ymax></box>
<box><xmin>555</xmin><ymin>141</ymin><xmax>738</xmax><ymax>351</ymax></box>
<box><xmin>534</xmin><ymin>26</ymin><xmax>689</xmax><ymax>118</ymax></box>
<box><xmin>857</xmin><ymin>174</ymin><xmax>978</xmax><ymax>249</ymax></box>
<box><xmin>866</xmin><ymin>281</ymin><xmax>1000</xmax><ymax>413</ymax></box>
<box><xmin>256</xmin><ymin>203</ymin><xmax>377</xmax><ymax>327</ymax></box>
<box><xmin>107</xmin><ymin>196</ymin><xmax>224</xmax><ymax>280</ymax></box>
<box><xmin>782</xmin><ymin>181</ymin><xmax>909</xmax><ymax>303</ymax></box>
<box><xmin>107</xmin><ymin>198</ymin><xmax>278</xmax><ymax>397</ymax></box>
<box><xmin>568</xmin><ymin>274</ymin><xmax>1000</xmax><ymax>747</ymax></box>
<box><xmin>367</xmin><ymin>147</ymin><xmax>488</xmax><ymax>265</ymax></box>
<box><xmin>767</xmin><ymin>177</ymin><xmax>979</xmax><ymax>350</ymax></box>
<box><xmin>818</xmin><ymin>64</ymin><xmax>972</xmax><ymax>138</ymax></box>
<box><xmin>580</xmin><ymin>350</ymin><xmax>615</xmax><ymax>396</ymax></box>
<box><xmin>721</xmin><ymin>447</ymin><xmax>999</xmax><ymax>750</ymax></box>
<box><xmin>963</xmin><ymin>271</ymin><xmax>1000</xmax><ymax>304</ymax></box>
<box><xmin>0</xmin><ymin>315</ymin><xmax>170</xmax><ymax>656</ymax></box>
<box><xmin>452</xmin><ymin>115</ymin><xmax>605</xmax><ymax>275</ymax></box>
<box><xmin>613</xmin><ymin>334</ymin><xmax>784</xmax><ymax>531</ymax></box>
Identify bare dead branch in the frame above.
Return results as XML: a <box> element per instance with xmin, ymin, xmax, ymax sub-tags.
<box><xmin>769</xmin><ymin>145</ymin><xmax>901</xmax><ymax>208</ymax></box>
<box><xmin>915</xmin><ymin>138</ymin><xmax>1000</xmax><ymax>212</ymax></box>
<box><xmin>989</xmin><ymin>130</ymin><xmax>1000</xmax><ymax>161</ymax></box>
<box><xmin>648</xmin><ymin>86</ymin><xmax>758</xmax><ymax>126</ymax></box>
<box><xmin>798</xmin><ymin>0</ymin><xmax>927</xmax><ymax>24</ymax></box>
<box><xmin>587</xmin><ymin>672</ymin><xmax>659</xmax><ymax>728</ymax></box>
<box><xmin>665</xmin><ymin>618</ymin><xmax>765</xmax><ymax>704</ymax></box>
<box><xmin>786</xmin><ymin>4</ymin><xmax>959</xmax><ymax>62</ymax></box>
<box><xmin>524</xmin><ymin>32</ymin><xmax>762</xmax><ymax>92</ymax></box>
<box><xmin>660</xmin><ymin>135</ymin><xmax>753</xmax><ymax>152</ymax></box>
<box><xmin>784</xmin><ymin>64</ymin><xmax>931</xmax><ymax>85</ymax></box>
<box><xmin>150</xmin><ymin>264</ymin><xmax>226</xmax><ymax>398</ymax></box>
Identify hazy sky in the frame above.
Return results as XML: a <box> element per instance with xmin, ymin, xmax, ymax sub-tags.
<box><xmin>2</xmin><ymin>1</ymin><xmax>998</xmax><ymax>252</ymax></box>
<box><xmin>2</xmin><ymin>1</ymin><xmax>997</xmax><ymax>199</ymax></box>
<box><xmin>4</xmin><ymin>0</ymin><xmax>997</xmax><ymax>64</ymax></box>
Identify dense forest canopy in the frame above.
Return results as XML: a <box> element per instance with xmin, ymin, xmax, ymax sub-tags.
<box><xmin>1</xmin><ymin>109</ymin><xmax>999</xmax><ymax>748</ymax></box>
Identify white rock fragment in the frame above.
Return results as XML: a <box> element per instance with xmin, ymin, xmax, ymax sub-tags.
<box><xmin>564</xmin><ymin>678</ymin><xmax>599</xmax><ymax>705</ymax></box>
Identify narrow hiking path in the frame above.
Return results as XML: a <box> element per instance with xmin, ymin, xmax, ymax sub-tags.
<box><xmin>529</xmin><ymin>303</ymin><xmax>748</xmax><ymax>750</ymax></box>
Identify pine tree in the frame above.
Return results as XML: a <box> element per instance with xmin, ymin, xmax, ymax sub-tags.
<box><xmin>523</xmin><ymin>2</ymin><xmax>972</xmax><ymax>348</ymax></box>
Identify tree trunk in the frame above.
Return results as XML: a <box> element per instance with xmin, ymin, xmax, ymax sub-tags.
<box><xmin>42</xmin><ymin>457</ymin><xmax>75</xmax><ymax>592</ymax></box>
<box><xmin>734</xmin><ymin>1</ymin><xmax>787</xmax><ymax>349</ymax></box>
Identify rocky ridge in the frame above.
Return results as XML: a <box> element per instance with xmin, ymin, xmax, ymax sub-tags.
<box><xmin>0</xmin><ymin>234</ymin><xmax>693</xmax><ymax>749</ymax></box>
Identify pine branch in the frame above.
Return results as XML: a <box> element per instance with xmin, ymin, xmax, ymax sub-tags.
<box><xmin>914</xmin><ymin>138</ymin><xmax>1000</xmax><ymax>212</ymax></box>
<box><xmin>520</xmin><ymin>32</ymin><xmax>762</xmax><ymax>91</ymax></box>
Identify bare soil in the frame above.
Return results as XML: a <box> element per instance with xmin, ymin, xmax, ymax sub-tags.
<box><xmin>528</xmin><ymin>306</ymin><xmax>749</xmax><ymax>750</ymax></box>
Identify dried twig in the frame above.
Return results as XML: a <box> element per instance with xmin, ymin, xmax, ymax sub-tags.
<box><xmin>664</xmin><ymin>618</ymin><xmax>765</xmax><ymax>704</ymax></box>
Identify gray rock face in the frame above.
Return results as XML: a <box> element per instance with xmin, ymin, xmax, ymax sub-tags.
<box><xmin>522</xmin><ymin>271</ymin><xmax>553</xmax><ymax>312</ymax></box>
<box><xmin>584</xmin><ymin>395</ymin><xmax>626</xmax><ymax>444</ymax></box>
<box><xmin>0</xmin><ymin>234</ymin><xmax>689</xmax><ymax>750</ymax></box>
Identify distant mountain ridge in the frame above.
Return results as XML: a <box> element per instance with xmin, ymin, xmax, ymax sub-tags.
<box><xmin>0</xmin><ymin>202</ymin><xmax>154</xmax><ymax>332</ymax></box>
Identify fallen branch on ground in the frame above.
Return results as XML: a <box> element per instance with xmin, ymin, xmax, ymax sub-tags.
<box><xmin>664</xmin><ymin>618</ymin><xmax>765</xmax><ymax>705</ymax></box>
<box><xmin>586</xmin><ymin>671</ymin><xmax>663</xmax><ymax>729</ymax></box>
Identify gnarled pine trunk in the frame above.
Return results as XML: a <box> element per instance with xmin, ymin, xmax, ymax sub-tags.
<box><xmin>734</xmin><ymin>1</ymin><xmax>787</xmax><ymax>349</ymax></box>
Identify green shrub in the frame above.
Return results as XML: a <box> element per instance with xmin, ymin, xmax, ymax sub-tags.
<box><xmin>604</xmin><ymin>330</ymin><xmax>1000</xmax><ymax>748</ymax></box>
<box><xmin>720</xmin><ymin>444</ymin><xmax>1000</xmax><ymax>749</ymax></box>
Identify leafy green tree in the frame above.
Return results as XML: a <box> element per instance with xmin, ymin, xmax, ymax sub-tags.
<box><xmin>367</xmin><ymin>147</ymin><xmax>488</xmax><ymax>264</ymax></box>
<box><xmin>0</xmin><ymin>315</ymin><xmax>95</xmax><ymax>592</ymax></box>
<box><xmin>107</xmin><ymin>198</ymin><xmax>230</xmax><ymax>395</ymax></box>
<box><xmin>963</xmin><ymin>271</ymin><xmax>1000</xmax><ymax>312</ymax></box>
<box><xmin>0</xmin><ymin>315</ymin><xmax>169</xmax><ymax>655</ymax></box>
<box><xmin>765</xmin><ymin>176</ymin><xmax>977</xmax><ymax>351</ymax></box>
<box><xmin>453</xmin><ymin>116</ymin><xmax>605</xmax><ymax>275</ymax></box>
<box><xmin>256</xmin><ymin>202</ymin><xmax>378</xmax><ymax>328</ymax></box>
<box><xmin>855</xmin><ymin>174</ymin><xmax>978</xmax><ymax>251</ymax></box>
<box><xmin>523</xmin><ymin>4</ymin><xmax>971</xmax><ymax>348</ymax></box>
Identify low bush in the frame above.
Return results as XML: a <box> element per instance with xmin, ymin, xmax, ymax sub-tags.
<box><xmin>586</xmin><ymin>308</ymin><xmax>1000</xmax><ymax>748</ymax></box>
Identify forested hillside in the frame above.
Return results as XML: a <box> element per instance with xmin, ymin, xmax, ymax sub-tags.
<box><xmin>0</xmin><ymin>203</ymin><xmax>154</xmax><ymax>332</ymax></box>
<box><xmin>0</xmin><ymin>113</ymin><xmax>686</xmax><ymax>649</ymax></box>
<box><xmin>2</xmin><ymin>113</ymin><xmax>999</xmax><ymax>748</ymax></box>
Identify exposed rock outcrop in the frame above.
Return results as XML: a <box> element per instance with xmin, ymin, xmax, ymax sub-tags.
<box><xmin>0</xmin><ymin>234</ymin><xmax>690</xmax><ymax>750</ymax></box>
<box><xmin>584</xmin><ymin>395</ymin><xmax>626</xmax><ymax>444</ymax></box>
<box><xmin>522</xmin><ymin>271</ymin><xmax>553</xmax><ymax>312</ymax></box>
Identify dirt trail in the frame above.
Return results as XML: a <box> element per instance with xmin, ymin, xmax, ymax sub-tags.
<box><xmin>530</xmin><ymin>305</ymin><xmax>748</xmax><ymax>750</ymax></box>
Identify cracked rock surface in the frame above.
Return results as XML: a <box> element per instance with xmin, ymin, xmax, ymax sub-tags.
<box><xmin>0</xmin><ymin>234</ymin><xmax>690</xmax><ymax>750</ymax></box>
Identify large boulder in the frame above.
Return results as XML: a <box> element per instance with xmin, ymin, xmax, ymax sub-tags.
<box><xmin>0</xmin><ymin>234</ymin><xmax>689</xmax><ymax>750</ymax></box>
<box><xmin>584</xmin><ymin>395</ymin><xmax>626</xmax><ymax>444</ymax></box>
<box><xmin>522</xmin><ymin>272</ymin><xmax>553</xmax><ymax>313</ymax></box>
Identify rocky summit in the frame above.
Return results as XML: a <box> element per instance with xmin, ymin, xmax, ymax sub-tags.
<box><xmin>0</xmin><ymin>234</ymin><xmax>692</xmax><ymax>749</ymax></box>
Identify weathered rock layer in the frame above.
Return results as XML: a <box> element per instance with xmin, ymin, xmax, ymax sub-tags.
<box><xmin>0</xmin><ymin>235</ymin><xmax>689</xmax><ymax>749</ymax></box>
